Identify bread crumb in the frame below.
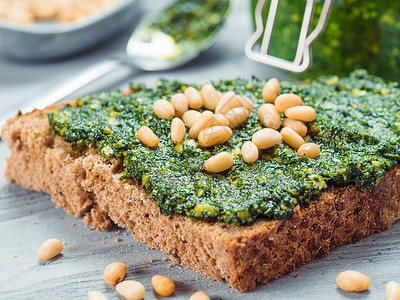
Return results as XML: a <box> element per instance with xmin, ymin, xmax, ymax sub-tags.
<box><xmin>114</xmin><ymin>237</ymin><xmax>121</xmax><ymax>242</ymax></box>
<box><xmin>114</xmin><ymin>230</ymin><xmax>120</xmax><ymax>235</ymax></box>
<box><xmin>149</xmin><ymin>258</ymin><xmax>153</xmax><ymax>263</ymax></box>
<box><xmin>128</xmin><ymin>245</ymin><xmax>132</xmax><ymax>247</ymax></box>
<box><xmin>13</xmin><ymin>255</ymin><xmax>17</xmax><ymax>258</ymax></box>
<box><xmin>162</xmin><ymin>257</ymin><xmax>168</xmax><ymax>262</ymax></box>
<box><xmin>294</xmin><ymin>273</ymin><xmax>299</xmax><ymax>277</ymax></box>
<box><xmin>167</xmin><ymin>262</ymin><xmax>176</xmax><ymax>268</ymax></box>
<box><xmin>27</xmin><ymin>196</ymin><xmax>33</xmax><ymax>200</ymax></box>
<box><xmin>58</xmin><ymin>217</ymin><xmax>63</xmax><ymax>220</ymax></box>
<box><xmin>191</xmin><ymin>289</ymin><xmax>195</xmax><ymax>292</ymax></box>
<box><xmin>139</xmin><ymin>265</ymin><xmax>146</xmax><ymax>268</ymax></box>
<box><xmin>265</xmin><ymin>283</ymin><xmax>269</xmax><ymax>286</ymax></box>
<box><xmin>102</xmin><ymin>241</ymin><xmax>106</xmax><ymax>244</ymax></box>
<box><xmin>70</xmin><ymin>223</ymin><xmax>75</xmax><ymax>226</ymax></box>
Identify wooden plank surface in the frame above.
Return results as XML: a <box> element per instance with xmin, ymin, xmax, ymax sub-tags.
<box><xmin>1</xmin><ymin>2</ymin><xmax>400</xmax><ymax>299</ymax></box>
<box><xmin>1</xmin><ymin>138</ymin><xmax>400</xmax><ymax>300</ymax></box>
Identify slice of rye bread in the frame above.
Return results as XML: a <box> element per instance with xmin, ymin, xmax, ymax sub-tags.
<box><xmin>2</xmin><ymin>103</ymin><xmax>400</xmax><ymax>292</ymax></box>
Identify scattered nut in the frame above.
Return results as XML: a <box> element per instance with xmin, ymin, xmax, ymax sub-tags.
<box><xmin>116</xmin><ymin>280</ymin><xmax>145</xmax><ymax>300</ymax></box>
<box><xmin>38</xmin><ymin>238</ymin><xmax>63</xmax><ymax>259</ymax></box>
<box><xmin>152</xmin><ymin>275</ymin><xmax>175</xmax><ymax>297</ymax></box>
<box><xmin>103</xmin><ymin>262</ymin><xmax>127</xmax><ymax>286</ymax></box>
<box><xmin>336</xmin><ymin>270</ymin><xmax>371</xmax><ymax>292</ymax></box>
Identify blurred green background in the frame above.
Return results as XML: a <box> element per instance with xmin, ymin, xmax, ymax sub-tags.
<box><xmin>251</xmin><ymin>0</ymin><xmax>400</xmax><ymax>80</ymax></box>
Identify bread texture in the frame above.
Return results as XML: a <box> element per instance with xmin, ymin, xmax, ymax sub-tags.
<box><xmin>3</xmin><ymin>104</ymin><xmax>400</xmax><ymax>292</ymax></box>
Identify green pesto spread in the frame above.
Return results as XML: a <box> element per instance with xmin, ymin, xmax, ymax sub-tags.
<box><xmin>48</xmin><ymin>70</ymin><xmax>400</xmax><ymax>224</ymax></box>
<box><xmin>149</xmin><ymin>0</ymin><xmax>230</xmax><ymax>45</ymax></box>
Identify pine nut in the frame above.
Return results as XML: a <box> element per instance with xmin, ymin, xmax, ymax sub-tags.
<box><xmin>336</xmin><ymin>270</ymin><xmax>371</xmax><ymax>292</ymax></box>
<box><xmin>103</xmin><ymin>262</ymin><xmax>127</xmax><ymax>285</ymax></box>
<box><xmin>198</xmin><ymin>126</ymin><xmax>233</xmax><ymax>147</ymax></box>
<box><xmin>274</xmin><ymin>93</ymin><xmax>303</xmax><ymax>113</ymax></box>
<box><xmin>225</xmin><ymin>107</ymin><xmax>250</xmax><ymax>128</ymax></box>
<box><xmin>153</xmin><ymin>99</ymin><xmax>175</xmax><ymax>119</ymax></box>
<box><xmin>152</xmin><ymin>275</ymin><xmax>175</xmax><ymax>297</ymax></box>
<box><xmin>116</xmin><ymin>280</ymin><xmax>145</xmax><ymax>300</ymax></box>
<box><xmin>297</xmin><ymin>143</ymin><xmax>320</xmax><ymax>158</ymax></box>
<box><xmin>386</xmin><ymin>281</ymin><xmax>400</xmax><ymax>300</ymax></box>
<box><xmin>241</xmin><ymin>141</ymin><xmax>258</xmax><ymax>163</ymax></box>
<box><xmin>262</xmin><ymin>78</ymin><xmax>280</xmax><ymax>103</ymax></box>
<box><xmin>204</xmin><ymin>152</ymin><xmax>233</xmax><ymax>173</ymax></box>
<box><xmin>138</xmin><ymin>126</ymin><xmax>159</xmax><ymax>148</ymax></box>
<box><xmin>170</xmin><ymin>93</ymin><xmax>189</xmax><ymax>117</ymax></box>
<box><xmin>189</xmin><ymin>111</ymin><xmax>214</xmax><ymax>139</ymax></box>
<box><xmin>171</xmin><ymin>118</ymin><xmax>186</xmax><ymax>144</ymax></box>
<box><xmin>282</xmin><ymin>118</ymin><xmax>308</xmax><ymax>137</ymax></box>
<box><xmin>285</xmin><ymin>106</ymin><xmax>316</xmax><ymax>122</ymax></box>
<box><xmin>38</xmin><ymin>238</ymin><xmax>63</xmax><ymax>259</ymax></box>
<box><xmin>184</xmin><ymin>86</ymin><xmax>203</xmax><ymax>109</ymax></box>
<box><xmin>251</xmin><ymin>128</ymin><xmax>282</xmax><ymax>149</ymax></box>
<box><xmin>182</xmin><ymin>110</ymin><xmax>201</xmax><ymax>128</ymax></box>
<box><xmin>189</xmin><ymin>291</ymin><xmax>210</xmax><ymax>300</ymax></box>
<box><xmin>88</xmin><ymin>291</ymin><xmax>109</xmax><ymax>300</ymax></box>
<box><xmin>257</xmin><ymin>103</ymin><xmax>281</xmax><ymax>129</ymax></box>
<box><xmin>212</xmin><ymin>113</ymin><xmax>230</xmax><ymax>127</ymax></box>
<box><xmin>281</xmin><ymin>127</ymin><xmax>305</xmax><ymax>149</ymax></box>
<box><xmin>215</xmin><ymin>92</ymin><xmax>253</xmax><ymax>114</ymax></box>
<box><xmin>237</xmin><ymin>95</ymin><xmax>254</xmax><ymax>112</ymax></box>
<box><xmin>200</xmin><ymin>84</ymin><xmax>220</xmax><ymax>110</ymax></box>
<box><xmin>215</xmin><ymin>91</ymin><xmax>236</xmax><ymax>114</ymax></box>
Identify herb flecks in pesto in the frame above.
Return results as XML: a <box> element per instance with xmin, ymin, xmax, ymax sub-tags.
<box><xmin>48</xmin><ymin>70</ymin><xmax>400</xmax><ymax>224</ymax></box>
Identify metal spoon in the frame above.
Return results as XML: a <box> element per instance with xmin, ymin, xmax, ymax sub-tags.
<box><xmin>0</xmin><ymin>0</ymin><xmax>236</xmax><ymax>133</ymax></box>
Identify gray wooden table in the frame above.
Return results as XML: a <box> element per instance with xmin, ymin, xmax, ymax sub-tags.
<box><xmin>1</xmin><ymin>1</ymin><xmax>399</xmax><ymax>299</ymax></box>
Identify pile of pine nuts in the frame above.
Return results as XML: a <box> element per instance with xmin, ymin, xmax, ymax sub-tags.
<box><xmin>0</xmin><ymin>0</ymin><xmax>120</xmax><ymax>24</ymax></box>
<box><xmin>96</xmin><ymin>261</ymin><xmax>210</xmax><ymax>299</ymax></box>
<box><xmin>139</xmin><ymin>79</ymin><xmax>320</xmax><ymax>173</ymax></box>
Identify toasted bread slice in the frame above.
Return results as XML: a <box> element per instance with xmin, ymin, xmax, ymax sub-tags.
<box><xmin>2</xmin><ymin>103</ymin><xmax>400</xmax><ymax>292</ymax></box>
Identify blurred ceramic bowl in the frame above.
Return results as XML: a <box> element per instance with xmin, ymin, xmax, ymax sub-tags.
<box><xmin>0</xmin><ymin>0</ymin><xmax>139</xmax><ymax>61</ymax></box>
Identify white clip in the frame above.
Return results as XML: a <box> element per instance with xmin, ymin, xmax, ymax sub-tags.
<box><xmin>245</xmin><ymin>0</ymin><xmax>334</xmax><ymax>73</ymax></box>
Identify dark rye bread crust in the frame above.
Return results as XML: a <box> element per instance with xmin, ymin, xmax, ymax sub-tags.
<box><xmin>3</xmin><ymin>105</ymin><xmax>400</xmax><ymax>292</ymax></box>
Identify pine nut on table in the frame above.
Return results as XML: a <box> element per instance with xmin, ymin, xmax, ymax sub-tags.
<box><xmin>38</xmin><ymin>238</ymin><xmax>63</xmax><ymax>259</ymax></box>
<box><xmin>116</xmin><ymin>280</ymin><xmax>145</xmax><ymax>300</ymax></box>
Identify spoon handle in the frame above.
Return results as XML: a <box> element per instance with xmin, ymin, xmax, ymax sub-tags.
<box><xmin>0</xmin><ymin>59</ymin><xmax>124</xmax><ymax>137</ymax></box>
